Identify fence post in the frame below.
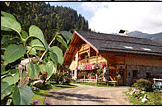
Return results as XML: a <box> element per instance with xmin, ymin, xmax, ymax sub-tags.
<box><xmin>84</xmin><ymin>75</ymin><xmax>85</xmax><ymax>83</ymax></box>
<box><xmin>96</xmin><ymin>74</ymin><xmax>98</xmax><ymax>84</ymax></box>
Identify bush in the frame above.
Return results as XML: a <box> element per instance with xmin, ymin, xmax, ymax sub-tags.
<box><xmin>50</xmin><ymin>73</ymin><xmax>70</xmax><ymax>85</ymax></box>
<box><xmin>133</xmin><ymin>78</ymin><xmax>152</xmax><ymax>92</ymax></box>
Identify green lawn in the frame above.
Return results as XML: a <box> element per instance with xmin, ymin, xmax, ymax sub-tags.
<box><xmin>71</xmin><ymin>81</ymin><xmax>120</xmax><ymax>87</ymax></box>
<box><xmin>31</xmin><ymin>81</ymin><xmax>76</xmax><ymax>105</ymax></box>
<box><xmin>125</xmin><ymin>91</ymin><xmax>162</xmax><ymax>105</ymax></box>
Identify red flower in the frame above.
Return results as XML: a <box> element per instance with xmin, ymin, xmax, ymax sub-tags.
<box><xmin>85</xmin><ymin>59</ymin><xmax>88</xmax><ymax>63</ymax></box>
<box><xmin>76</xmin><ymin>66</ymin><xmax>78</xmax><ymax>70</ymax></box>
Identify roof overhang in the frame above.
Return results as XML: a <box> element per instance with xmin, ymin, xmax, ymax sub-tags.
<box><xmin>63</xmin><ymin>31</ymin><xmax>99</xmax><ymax>65</ymax></box>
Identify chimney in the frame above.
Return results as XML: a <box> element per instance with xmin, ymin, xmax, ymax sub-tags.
<box><xmin>119</xmin><ymin>29</ymin><xmax>130</xmax><ymax>37</ymax></box>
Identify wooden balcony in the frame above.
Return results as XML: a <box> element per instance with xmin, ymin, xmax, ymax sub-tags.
<box><xmin>79</xmin><ymin>55</ymin><xmax>107</xmax><ymax>66</ymax></box>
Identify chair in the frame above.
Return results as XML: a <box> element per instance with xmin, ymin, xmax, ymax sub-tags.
<box><xmin>108</xmin><ymin>76</ymin><xmax>117</xmax><ymax>86</ymax></box>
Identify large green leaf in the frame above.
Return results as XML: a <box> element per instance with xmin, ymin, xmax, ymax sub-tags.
<box><xmin>21</xmin><ymin>30</ymin><xmax>28</xmax><ymax>40</ymax></box>
<box><xmin>46</xmin><ymin>61</ymin><xmax>57</xmax><ymax>80</ymax></box>
<box><xmin>13</xmin><ymin>85</ymin><xmax>33</xmax><ymax>105</ymax></box>
<box><xmin>30</xmin><ymin>39</ymin><xmax>45</xmax><ymax>50</ymax></box>
<box><xmin>39</xmin><ymin>62</ymin><xmax>56</xmax><ymax>80</ymax></box>
<box><xmin>27</xmin><ymin>46</ymin><xmax>36</xmax><ymax>56</ymax></box>
<box><xmin>1</xmin><ymin>16</ymin><xmax>21</xmax><ymax>34</ymax></box>
<box><xmin>1</xmin><ymin>26</ymin><xmax>12</xmax><ymax>31</ymax></box>
<box><xmin>27</xmin><ymin>63</ymin><xmax>40</xmax><ymax>79</ymax></box>
<box><xmin>4</xmin><ymin>44</ymin><xmax>26</xmax><ymax>65</ymax></box>
<box><xmin>59</xmin><ymin>31</ymin><xmax>72</xmax><ymax>44</ymax></box>
<box><xmin>1</xmin><ymin>36</ymin><xmax>16</xmax><ymax>45</ymax></box>
<box><xmin>1</xmin><ymin>11</ymin><xmax>16</xmax><ymax>20</ymax></box>
<box><xmin>1</xmin><ymin>81</ymin><xmax>13</xmax><ymax>100</ymax></box>
<box><xmin>39</xmin><ymin>64</ymin><xmax>47</xmax><ymax>73</ymax></box>
<box><xmin>56</xmin><ymin>35</ymin><xmax>67</xmax><ymax>48</ymax></box>
<box><xmin>3</xmin><ymin>73</ymin><xmax>19</xmax><ymax>85</ymax></box>
<box><xmin>8</xmin><ymin>69</ymin><xmax>18</xmax><ymax>75</ymax></box>
<box><xmin>49</xmin><ymin>46</ymin><xmax>64</xmax><ymax>64</ymax></box>
<box><xmin>1</xmin><ymin>64</ymin><xmax>8</xmax><ymax>75</ymax></box>
<box><xmin>29</xmin><ymin>25</ymin><xmax>48</xmax><ymax>49</ymax></box>
<box><xmin>49</xmin><ymin>52</ymin><xmax>58</xmax><ymax>65</ymax></box>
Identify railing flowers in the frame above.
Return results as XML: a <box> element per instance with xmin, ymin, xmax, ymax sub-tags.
<box><xmin>86</xmin><ymin>64</ymin><xmax>92</xmax><ymax>70</ymax></box>
<box><xmin>77</xmin><ymin>61</ymin><xmax>106</xmax><ymax>71</ymax></box>
<box><xmin>90</xmin><ymin>76</ymin><xmax>94</xmax><ymax>79</ymax></box>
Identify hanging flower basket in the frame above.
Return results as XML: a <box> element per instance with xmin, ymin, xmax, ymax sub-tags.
<box><xmin>76</xmin><ymin>66</ymin><xmax>78</xmax><ymax>70</ymax></box>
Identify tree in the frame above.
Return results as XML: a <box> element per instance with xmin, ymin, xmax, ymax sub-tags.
<box><xmin>1</xmin><ymin>8</ymin><xmax>72</xmax><ymax>105</ymax></box>
<box><xmin>1</xmin><ymin>2</ymin><xmax>89</xmax><ymax>46</ymax></box>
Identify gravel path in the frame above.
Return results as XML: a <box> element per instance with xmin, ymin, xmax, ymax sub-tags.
<box><xmin>44</xmin><ymin>84</ymin><xmax>133</xmax><ymax>105</ymax></box>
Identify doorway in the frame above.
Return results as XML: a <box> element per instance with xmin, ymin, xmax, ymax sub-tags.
<box><xmin>117</xmin><ymin>65</ymin><xmax>126</xmax><ymax>85</ymax></box>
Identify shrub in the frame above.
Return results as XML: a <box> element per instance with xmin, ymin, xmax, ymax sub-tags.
<box><xmin>133</xmin><ymin>78</ymin><xmax>152</xmax><ymax>92</ymax></box>
<box><xmin>51</xmin><ymin>73</ymin><xmax>70</xmax><ymax>85</ymax></box>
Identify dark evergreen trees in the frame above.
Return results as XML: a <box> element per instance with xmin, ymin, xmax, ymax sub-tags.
<box><xmin>1</xmin><ymin>2</ymin><xmax>89</xmax><ymax>44</ymax></box>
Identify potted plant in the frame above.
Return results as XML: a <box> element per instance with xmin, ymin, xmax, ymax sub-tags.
<box><xmin>85</xmin><ymin>55</ymin><xmax>89</xmax><ymax>63</ymax></box>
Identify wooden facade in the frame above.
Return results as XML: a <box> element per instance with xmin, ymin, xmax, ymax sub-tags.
<box><xmin>63</xmin><ymin>31</ymin><xmax>162</xmax><ymax>86</ymax></box>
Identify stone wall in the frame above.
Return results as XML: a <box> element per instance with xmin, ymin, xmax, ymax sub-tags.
<box><xmin>126</xmin><ymin>65</ymin><xmax>162</xmax><ymax>86</ymax></box>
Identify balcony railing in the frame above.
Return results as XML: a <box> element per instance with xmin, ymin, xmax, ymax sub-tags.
<box><xmin>79</xmin><ymin>56</ymin><xmax>106</xmax><ymax>65</ymax></box>
<box><xmin>77</xmin><ymin>56</ymin><xmax>106</xmax><ymax>71</ymax></box>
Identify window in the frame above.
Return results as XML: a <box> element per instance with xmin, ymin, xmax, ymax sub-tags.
<box><xmin>146</xmin><ymin>72</ymin><xmax>151</xmax><ymax>78</ymax></box>
<box><xmin>142</xmin><ymin>48</ymin><xmax>151</xmax><ymax>51</ymax></box>
<box><xmin>133</xmin><ymin>70</ymin><xmax>138</xmax><ymax>77</ymax></box>
<box><xmin>123</xmin><ymin>46</ymin><xmax>133</xmax><ymax>49</ymax></box>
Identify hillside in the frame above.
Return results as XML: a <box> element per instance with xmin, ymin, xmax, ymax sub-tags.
<box><xmin>1</xmin><ymin>2</ymin><xmax>89</xmax><ymax>44</ymax></box>
<box><xmin>128</xmin><ymin>31</ymin><xmax>162</xmax><ymax>44</ymax></box>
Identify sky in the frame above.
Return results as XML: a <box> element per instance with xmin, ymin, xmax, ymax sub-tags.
<box><xmin>49</xmin><ymin>2</ymin><xmax>162</xmax><ymax>34</ymax></box>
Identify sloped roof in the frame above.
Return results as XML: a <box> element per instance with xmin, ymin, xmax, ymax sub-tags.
<box><xmin>76</xmin><ymin>30</ymin><xmax>162</xmax><ymax>56</ymax></box>
<box><xmin>63</xmin><ymin>30</ymin><xmax>162</xmax><ymax>65</ymax></box>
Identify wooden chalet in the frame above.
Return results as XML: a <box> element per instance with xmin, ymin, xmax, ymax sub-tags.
<box><xmin>63</xmin><ymin>31</ymin><xmax>162</xmax><ymax>86</ymax></box>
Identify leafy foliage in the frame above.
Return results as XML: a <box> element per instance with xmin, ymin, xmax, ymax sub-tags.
<box><xmin>1</xmin><ymin>8</ymin><xmax>71</xmax><ymax>105</ymax></box>
<box><xmin>133</xmin><ymin>78</ymin><xmax>152</xmax><ymax>92</ymax></box>
<box><xmin>4</xmin><ymin>44</ymin><xmax>26</xmax><ymax>65</ymax></box>
<box><xmin>27</xmin><ymin>63</ymin><xmax>40</xmax><ymax>79</ymax></box>
<box><xmin>13</xmin><ymin>85</ymin><xmax>33</xmax><ymax>105</ymax></box>
<box><xmin>1</xmin><ymin>2</ymin><xmax>89</xmax><ymax>45</ymax></box>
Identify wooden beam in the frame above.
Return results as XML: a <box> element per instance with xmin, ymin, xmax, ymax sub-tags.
<box><xmin>96</xmin><ymin>53</ymin><xmax>98</xmax><ymax>64</ymax></box>
<box><xmin>75</xmin><ymin>31</ymin><xmax>99</xmax><ymax>53</ymax></box>
<box><xmin>66</xmin><ymin>53</ymin><xmax>73</xmax><ymax>55</ymax></box>
<box><xmin>70</xmin><ymin>43</ymin><xmax>81</xmax><ymax>47</ymax></box>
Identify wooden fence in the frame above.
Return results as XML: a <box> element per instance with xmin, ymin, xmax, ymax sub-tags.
<box><xmin>76</xmin><ymin>79</ymin><xmax>97</xmax><ymax>83</ymax></box>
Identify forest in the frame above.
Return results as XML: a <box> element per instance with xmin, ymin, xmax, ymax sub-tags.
<box><xmin>1</xmin><ymin>2</ymin><xmax>89</xmax><ymax>44</ymax></box>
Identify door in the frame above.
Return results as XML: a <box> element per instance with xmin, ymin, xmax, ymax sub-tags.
<box><xmin>118</xmin><ymin>68</ymin><xmax>125</xmax><ymax>85</ymax></box>
<box><xmin>117</xmin><ymin>65</ymin><xmax>126</xmax><ymax>85</ymax></box>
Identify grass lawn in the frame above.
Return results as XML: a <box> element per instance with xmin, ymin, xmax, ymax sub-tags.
<box><xmin>71</xmin><ymin>81</ymin><xmax>129</xmax><ymax>88</ymax></box>
<box><xmin>31</xmin><ymin>81</ymin><xmax>76</xmax><ymax>105</ymax></box>
<box><xmin>125</xmin><ymin>91</ymin><xmax>162</xmax><ymax>105</ymax></box>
